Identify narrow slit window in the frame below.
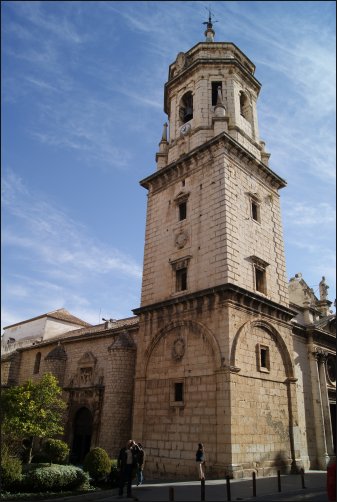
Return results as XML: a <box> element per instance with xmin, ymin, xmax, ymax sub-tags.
<box><xmin>175</xmin><ymin>382</ymin><xmax>183</xmax><ymax>402</ymax></box>
<box><xmin>179</xmin><ymin>201</ymin><xmax>187</xmax><ymax>221</ymax></box>
<box><xmin>33</xmin><ymin>352</ymin><xmax>41</xmax><ymax>374</ymax></box>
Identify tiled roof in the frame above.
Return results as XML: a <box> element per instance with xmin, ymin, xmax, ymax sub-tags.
<box><xmin>46</xmin><ymin>309</ymin><xmax>91</xmax><ymax>327</ymax></box>
<box><xmin>26</xmin><ymin>316</ymin><xmax>139</xmax><ymax>347</ymax></box>
<box><xmin>3</xmin><ymin>308</ymin><xmax>91</xmax><ymax>329</ymax></box>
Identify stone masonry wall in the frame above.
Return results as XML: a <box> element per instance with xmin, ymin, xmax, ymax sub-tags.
<box><xmin>141</xmin><ymin>140</ymin><xmax>288</xmax><ymax>308</ymax></box>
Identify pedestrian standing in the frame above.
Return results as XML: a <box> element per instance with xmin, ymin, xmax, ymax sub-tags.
<box><xmin>135</xmin><ymin>442</ymin><xmax>145</xmax><ymax>486</ymax></box>
<box><xmin>118</xmin><ymin>440</ymin><xmax>137</xmax><ymax>497</ymax></box>
<box><xmin>196</xmin><ymin>442</ymin><xmax>206</xmax><ymax>480</ymax></box>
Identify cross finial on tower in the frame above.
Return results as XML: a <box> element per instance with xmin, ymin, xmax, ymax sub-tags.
<box><xmin>203</xmin><ymin>8</ymin><xmax>216</xmax><ymax>42</ymax></box>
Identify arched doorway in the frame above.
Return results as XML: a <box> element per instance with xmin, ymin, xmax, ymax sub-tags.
<box><xmin>71</xmin><ymin>407</ymin><xmax>93</xmax><ymax>464</ymax></box>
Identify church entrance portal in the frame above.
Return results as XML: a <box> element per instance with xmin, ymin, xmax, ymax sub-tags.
<box><xmin>71</xmin><ymin>407</ymin><xmax>93</xmax><ymax>464</ymax></box>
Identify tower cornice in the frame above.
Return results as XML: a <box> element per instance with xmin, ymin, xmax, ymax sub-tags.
<box><xmin>141</xmin><ymin>131</ymin><xmax>286</xmax><ymax>192</ymax></box>
<box><xmin>133</xmin><ymin>282</ymin><xmax>296</xmax><ymax>323</ymax></box>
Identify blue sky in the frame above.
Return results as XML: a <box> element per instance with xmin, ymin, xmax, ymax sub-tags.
<box><xmin>2</xmin><ymin>1</ymin><xmax>336</xmax><ymax>330</ymax></box>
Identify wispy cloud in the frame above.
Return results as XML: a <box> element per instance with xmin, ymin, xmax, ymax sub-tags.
<box><xmin>2</xmin><ymin>170</ymin><xmax>142</xmax><ymax>280</ymax></box>
<box><xmin>1</xmin><ymin>169</ymin><xmax>142</xmax><ymax>330</ymax></box>
<box><xmin>6</xmin><ymin>1</ymin><xmax>85</xmax><ymax>44</ymax></box>
<box><xmin>283</xmin><ymin>201</ymin><xmax>336</xmax><ymax>226</ymax></box>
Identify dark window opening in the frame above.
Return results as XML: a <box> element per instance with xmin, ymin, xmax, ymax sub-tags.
<box><xmin>251</xmin><ymin>201</ymin><xmax>260</xmax><ymax>222</ymax></box>
<box><xmin>179</xmin><ymin>201</ymin><xmax>187</xmax><ymax>220</ymax></box>
<box><xmin>212</xmin><ymin>81</ymin><xmax>222</xmax><ymax>106</ymax></box>
<box><xmin>176</xmin><ymin>268</ymin><xmax>187</xmax><ymax>291</ymax></box>
<box><xmin>33</xmin><ymin>352</ymin><xmax>41</xmax><ymax>374</ymax></box>
<box><xmin>260</xmin><ymin>348</ymin><xmax>268</xmax><ymax>368</ymax></box>
<box><xmin>240</xmin><ymin>91</ymin><xmax>252</xmax><ymax>122</ymax></box>
<box><xmin>255</xmin><ymin>267</ymin><xmax>266</xmax><ymax>294</ymax></box>
<box><xmin>179</xmin><ymin>91</ymin><xmax>193</xmax><ymax>124</ymax></box>
<box><xmin>240</xmin><ymin>92</ymin><xmax>247</xmax><ymax>116</ymax></box>
<box><xmin>175</xmin><ymin>382</ymin><xmax>183</xmax><ymax>402</ymax></box>
<box><xmin>258</xmin><ymin>345</ymin><xmax>270</xmax><ymax>372</ymax></box>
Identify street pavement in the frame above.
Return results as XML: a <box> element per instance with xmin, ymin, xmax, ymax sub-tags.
<box><xmin>34</xmin><ymin>471</ymin><xmax>329</xmax><ymax>502</ymax></box>
<box><xmin>128</xmin><ymin>471</ymin><xmax>328</xmax><ymax>501</ymax></box>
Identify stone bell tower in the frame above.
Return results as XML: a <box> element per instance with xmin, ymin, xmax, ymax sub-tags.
<box><xmin>133</xmin><ymin>17</ymin><xmax>302</xmax><ymax>480</ymax></box>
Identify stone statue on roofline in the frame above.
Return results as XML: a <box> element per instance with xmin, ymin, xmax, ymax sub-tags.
<box><xmin>319</xmin><ymin>276</ymin><xmax>329</xmax><ymax>301</ymax></box>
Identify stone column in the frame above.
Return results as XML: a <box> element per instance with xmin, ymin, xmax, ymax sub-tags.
<box><xmin>214</xmin><ymin>366</ymin><xmax>231</xmax><ymax>472</ymax></box>
<box><xmin>309</xmin><ymin>348</ymin><xmax>330</xmax><ymax>468</ymax></box>
<box><xmin>105</xmin><ymin>332</ymin><xmax>136</xmax><ymax>457</ymax></box>
<box><xmin>317</xmin><ymin>351</ymin><xmax>335</xmax><ymax>460</ymax></box>
<box><xmin>286</xmin><ymin>377</ymin><xmax>302</xmax><ymax>473</ymax></box>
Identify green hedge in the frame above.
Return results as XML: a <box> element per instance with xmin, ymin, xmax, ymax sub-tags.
<box><xmin>20</xmin><ymin>464</ymin><xmax>89</xmax><ymax>492</ymax></box>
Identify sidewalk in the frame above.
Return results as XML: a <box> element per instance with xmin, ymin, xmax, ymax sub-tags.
<box><xmin>126</xmin><ymin>471</ymin><xmax>328</xmax><ymax>502</ymax></box>
<box><xmin>33</xmin><ymin>471</ymin><xmax>328</xmax><ymax>502</ymax></box>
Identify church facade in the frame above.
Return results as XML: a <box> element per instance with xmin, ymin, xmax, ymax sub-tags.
<box><xmin>1</xmin><ymin>21</ymin><xmax>335</xmax><ymax>480</ymax></box>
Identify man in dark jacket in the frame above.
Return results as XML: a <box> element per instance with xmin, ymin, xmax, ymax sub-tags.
<box><xmin>118</xmin><ymin>440</ymin><xmax>137</xmax><ymax>497</ymax></box>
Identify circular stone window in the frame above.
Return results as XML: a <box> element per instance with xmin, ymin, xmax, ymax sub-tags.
<box><xmin>326</xmin><ymin>355</ymin><xmax>336</xmax><ymax>384</ymax></box>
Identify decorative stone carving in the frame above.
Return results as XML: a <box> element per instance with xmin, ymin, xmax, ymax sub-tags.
<box><xmin>175</xmin><ymin>52</ymin><xmax>186</xmax><ymax>73</ymax></box>
<box><xmin>172</xmin><ymin>337</ymin><xmax>185</xmax><ymax>361</ymax></box>
<box><xmin>175</xmin><ymin>231</ymin><xmax>188</xmax><ymax>249</ymax></box>
<box><xmin>66</xmin><ymin>351</ymin><xmax>104</xmax><ymax>388</ymax></box>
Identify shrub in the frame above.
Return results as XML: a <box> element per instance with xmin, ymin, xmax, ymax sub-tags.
<box><xmin>83</xmin><ymin>447</ymin><xmax>112</xmax><ymax>483</ymax></box>
<box><xmin>20</xmin><ymin>464</ymin><xmax>89</xmax><ymax>492</ymax></box>
<box><xmin>43</xmin><ymin>439</ymin><xmax>70</xmax><ymax>464</ymax></box>
<box><xmin>31</xmin><ymin>453</ymin><xmax>50</xmax><ymax>464</ymax></box>
<box><xmin>0</xmin><ymin>445</ymin><xmax>22</xmax><ymax>492</ymax></box>
<box><xmin>108</xmin><ymin>459</ymin><xmax>119</xmax><ymax>487</ymax></box>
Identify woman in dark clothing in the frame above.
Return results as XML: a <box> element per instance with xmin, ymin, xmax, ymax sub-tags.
<box><xmin>196</xmin><ymin>443</ymin><xmax>206</xmax><ymax>480</ymax></box>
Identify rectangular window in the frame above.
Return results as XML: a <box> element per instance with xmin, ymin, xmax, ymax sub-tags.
<box><xmin>258</xmin><ymin>345</ymin><xmax>270</xmax><ymax>372</ymax></box>
<box><xmin>175</xmin><ymin>382</ymin><xmax>183</xmax><ymax>402</ymax></box>
<box><xmin>255</xmin><ymin>267</ymin><xmax>266</xmax><ymax>294</ymax></box>
<box><xmin>260</xmin><ymin>348</ymin><xmax>268</xmax><ymax>368</ymax></box>
<box><xmin>179</xmin><ymin>201</ymin><xmax>187</xmax><ymax>220</ymax></box>
<box><xmin>251</xmin><ymin>200</ymin><xmax>260</xmax><ymax>222</ymax></box>
<box><xmin>212</xmin><ymin>81</ymin><xmax>222</xmax><ymax>106</ymax></box>
<box><xmin>176</xmin><ymin>267</ymin><xmax>187</xmax><ymax>292</ymax></box>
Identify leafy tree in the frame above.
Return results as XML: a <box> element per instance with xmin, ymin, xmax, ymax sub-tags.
<box><xmin>43</xmin><ymin>438</ymin><xmax>70</xmax><ymax>464</ymax></box>
<box><xmin>1</xmin><ymin>373</ymin><xmax>67</xmax><ymax>463</ymax></box>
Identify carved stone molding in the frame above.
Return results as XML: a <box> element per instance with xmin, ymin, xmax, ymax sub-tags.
<box><xmin>313</xmin><ymin>347</ymin><xmax>329</xmax><ymax>363</ymax></box>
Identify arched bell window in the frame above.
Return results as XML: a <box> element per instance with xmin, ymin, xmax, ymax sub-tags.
<box><xmin>239</xmin><ymin>91</ymin><xmax>251</xmax><ymax>122</ymax></box>
<box><xmin>179</xmin><ymin>91</ymin><xmax>193</xmax><ymax>124</ymax></box>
